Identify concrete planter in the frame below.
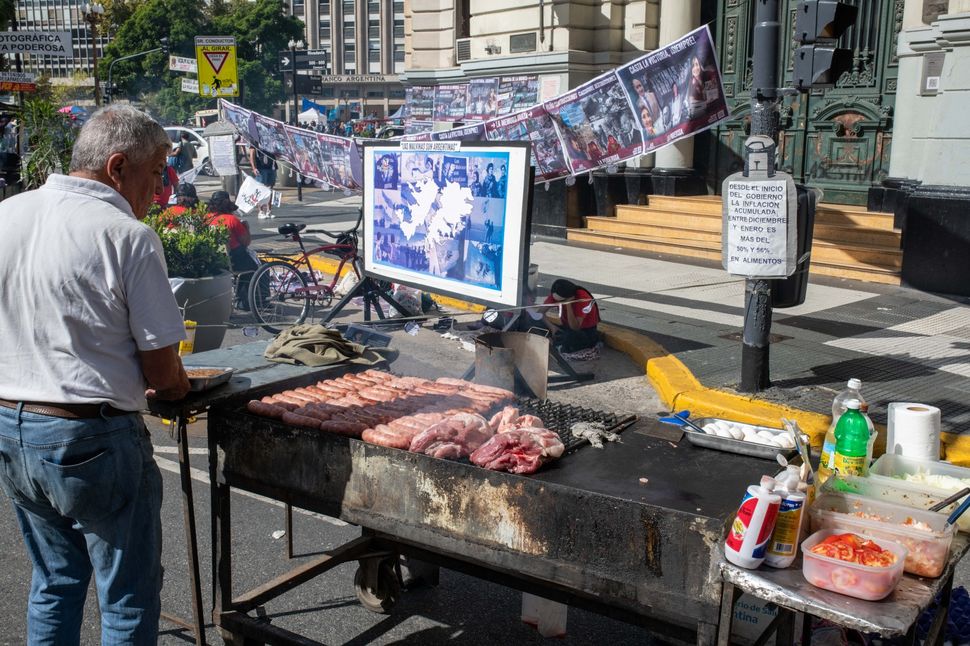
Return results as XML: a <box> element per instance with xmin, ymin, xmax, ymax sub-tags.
<box><xmin>170</xmin><ymin>272</ymin><xmax>234</xmax><ymax>352</ymax></box>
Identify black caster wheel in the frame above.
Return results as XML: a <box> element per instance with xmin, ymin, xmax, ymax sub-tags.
<box><xmin>354</xmin><ymin>558</ymin><xmax>401</xmax><ymax>614</ymax></box>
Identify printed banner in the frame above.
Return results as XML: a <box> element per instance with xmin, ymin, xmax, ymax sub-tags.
<box><xmin>252</xmin><ymin>113</ymin><xmax>292</xmax><ymax>162</ymax></box>
<box><xmin>317</xmin><ymin>133</ymin><xmax>360</xmax><ymax>190</ymax></box>
<box><xmin>464</xmin><ymin>78</ymin><xmax>499</xmax><ymax>122</ymax></box>
<box><xmin>237</xmin><ymin>175</ymin><xmax>273</xmax><ymax>214</ymax></box>
<box><xmin>219</xmin><ymin>99</ymin><xmax>255</xmax><ymax>140</ymax></box>
<box><xmin>406</xmin><ymin>86</ymin><xmax>435</xmax><ymax>120</ymax></box>
<box><xmin>285</xmin><ymin>125</ymin><xmax>326</xmax><ymax>181</ymax></box>
<box><xmin>486</xmin><ymin>106</ymin><xmax>570</xmax><ymax>182</ymax></box>
<box><xmin>497</xmin><ymin>75</ymin><xmax>539</xmax><ymax>116</ymax></box>
<box><xmin>431</xmin><ymin>123</ymin><xmax>486</xmax><ymax>143</ymax></box>
<box><xmin>543</xmin><ymin>74</ymin><xmax>643</xmax><ymax>174</ymax></box>
<box><xmin>615</xmin><ymin>26</ymin><xmax>728</xmax><ymax>152</ymax></box>
<box><xmin>433</xmin><ymin>84</ymin><xmax>468</xmax><ymax>122</ymax></box>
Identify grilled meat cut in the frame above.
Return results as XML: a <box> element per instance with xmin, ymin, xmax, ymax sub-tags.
<box><xmin>469</xmin><ymin>428</ymin><xmax>565</xmax><ymax>475</ymax></box>
<box><xmin>409</xmin><ymin>412</ymin><xmax>494</xmax><ymax>458</ymax></box>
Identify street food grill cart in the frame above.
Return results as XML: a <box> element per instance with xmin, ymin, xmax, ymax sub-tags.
<box><xmin>206</xmin><ymin>366</ymin><xmax>774</xmax><ymax>645</ymax></box>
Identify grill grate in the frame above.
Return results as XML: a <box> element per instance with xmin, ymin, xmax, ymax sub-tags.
<box><xmin>515</xmin><ymin>398</ymin><xmax>625</xmax><ymax>453</ymax></box>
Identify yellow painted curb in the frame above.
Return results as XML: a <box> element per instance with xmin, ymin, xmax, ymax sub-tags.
<box><xmin>305</xmin><ymin>256</ymin><xmax>486</xmax><ymax>314</ymax></box>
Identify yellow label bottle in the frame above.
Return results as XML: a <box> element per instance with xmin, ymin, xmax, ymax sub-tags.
<box><xmin>179</xmin><ymin>320</ymin><xmax>197</xmax><ymax>356</ymax></box>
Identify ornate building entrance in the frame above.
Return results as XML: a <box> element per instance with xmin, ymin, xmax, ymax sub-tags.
<box><xmin>707</xmin><ymin>0</ymin><xmax>904</xmax><ymax>205</ymax></box>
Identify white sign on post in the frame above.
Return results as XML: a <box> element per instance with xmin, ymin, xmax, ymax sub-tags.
<box><xmin>208</xmin><ymin>134</ymin><xmax>237</xmax><ymax>176</ymax></box>
<box><xmin>721</xmin><ymin>173</ymin><xmax>797</xmax><ymax>278</ymax></box>
<box><xmin>169</xmin><ymin>55</ymin><xmax>198</xmax><ymax>73</ymax></box>
<box><xmin>181</xmin><ymin>77</ymin><xmax>200</xmax><ymax>94</ymax></box>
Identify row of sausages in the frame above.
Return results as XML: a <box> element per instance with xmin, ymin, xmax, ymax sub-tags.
<box><xmin>245</xmin><ymin>370</ymin><xmax>515</xmax><ymax>443</ymax></box>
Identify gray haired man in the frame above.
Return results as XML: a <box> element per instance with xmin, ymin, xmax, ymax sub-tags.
<box><xmin>0</xmin><ymin>105</ymin><xmax>190</xmax><ymax>643</ymax></box>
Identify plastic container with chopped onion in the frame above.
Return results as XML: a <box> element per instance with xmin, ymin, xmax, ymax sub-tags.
<box><xmin>809</xmin><ymin>492</ymin><xmax>954</xmax><ymax>578</ymax></box>
<box><xmin>802</xmin><ymin>529</ymin><xmax>907</xmax><ymax>601</ymax></box>
<box><xmin>866</xmin><ymin>454</ymin><xmax>970</xmax><ymax>532</ymax></box>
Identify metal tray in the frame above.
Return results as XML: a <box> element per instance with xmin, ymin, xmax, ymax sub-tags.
<box><xmin>185</xmin><ymin>366</ymin><xmax>234</xmax><ymax>392</ymax></box>
<box><xmin>683</xmin><ymin>417</ymin><xmax>796</xmax><ymax>460</ymax></box>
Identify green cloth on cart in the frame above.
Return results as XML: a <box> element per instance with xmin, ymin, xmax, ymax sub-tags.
<box><xmin>264</xmin><ymin>324</ymin><xmax>391</xmax><ymax>367</ymax></box>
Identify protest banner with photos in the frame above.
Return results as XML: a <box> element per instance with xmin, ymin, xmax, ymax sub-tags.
<box><xmin>497</xmin><ymin>75</ymin><xmax>539</xmax><ymax>116</ymax></box>
<box><xmin>406</xmin><ymin>86</ymin><xmax>435</xmax><ymax>120</ymax></box>
<box><xmin>433</xmin><ymin>84</ymin><xmax>468</xmax><ymax>122</ymax></box>
<box><xmin>432</xmin><ymin>123</ymin><xmax>487</xmax><ymax>143</ymax></box>
<box><xmin>485</xmin><ymin>106</ymin><xmax>570</xmax><ymax>182</ymax></box>
<box><xmin>464</xmin><ymin>78</ymin><xmax>499</xmax><ymax>122</ymax></box>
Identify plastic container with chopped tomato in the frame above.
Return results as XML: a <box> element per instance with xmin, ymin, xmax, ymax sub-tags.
<box><xmin>809</xmin><ymin>492</ymin><xmax>954</xmax><ymax>578</ymax></box>
<box><xmin>802</xmin><ymin>529</ymin><xmax>908</xmax><ymax>601</ymax></box>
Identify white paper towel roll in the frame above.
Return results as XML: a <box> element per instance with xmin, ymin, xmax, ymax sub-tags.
<box><xmin>887</xmin><ymin>402</ymin><xmax>941</xmax><ymax>461</ymax></box>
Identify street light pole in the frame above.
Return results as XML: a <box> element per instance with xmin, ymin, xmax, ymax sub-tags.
<box><xmin>81</xmin><ymin>3</ymin><xmax>105</xmax><ymax>107</ymax></box>
<box><xmin>288</xmin><ymin>39</ymin><xmax>304</xmax><ymax>202</ymax></box>
<box><xmin>106</xmin><ymin>45</ymin><xmax>164</xmax><ymax>104</ymax></box>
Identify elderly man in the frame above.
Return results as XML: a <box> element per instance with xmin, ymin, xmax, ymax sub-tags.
<box><xmin>0</xmin><ymin>105</ymin><xmax>190</xmax><ymax>643</ymax></box>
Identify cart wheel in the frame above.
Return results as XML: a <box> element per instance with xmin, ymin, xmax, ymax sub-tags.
<box><xmin>354</xmin><ymin>559</ymin><xmax>400</xmax><ymax>614</ymax></box>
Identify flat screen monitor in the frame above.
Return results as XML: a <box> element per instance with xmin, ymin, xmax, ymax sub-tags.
<box><xmin>362</xmin><ymin>141</ymin><xmax>531</xmax><ymax>308</ymax></box>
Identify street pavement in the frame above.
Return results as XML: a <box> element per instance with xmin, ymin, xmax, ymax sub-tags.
<box><xmin>3</xmin><ymin>179</ymin><xmax>969</xmax><ymax>643</ymax></box>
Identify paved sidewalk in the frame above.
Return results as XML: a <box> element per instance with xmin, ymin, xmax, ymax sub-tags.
<box><xmin>528</xmin><ymin>238</ymin><xmax>970</xmax><ymax>452</ymax></box>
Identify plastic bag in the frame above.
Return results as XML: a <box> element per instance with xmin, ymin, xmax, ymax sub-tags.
<box><xmin>392</xmin><ymin>284</ymin><xmax>423</xmax><ymax>316</ymax></box>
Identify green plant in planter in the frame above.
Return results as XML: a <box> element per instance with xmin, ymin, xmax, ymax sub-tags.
<box><xmin>144</xmin><ymin>203</ymin><xmax>230</xmax><ymax>278</ymax></box>
<box><xmin>20</xmin><ymin>97</ymin><xmax>80</xmax><ymax>189</ymax></box>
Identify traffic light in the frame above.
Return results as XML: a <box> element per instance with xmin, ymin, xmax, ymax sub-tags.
<box><xmin>159</xmin><ymin>37</ymin><xmax>169</xmax><ymax>55</ymax></box>
<box><xmin>792</xmin><ymin>0</ymin><xmax>858</xmax><ymax>91</ymax></box>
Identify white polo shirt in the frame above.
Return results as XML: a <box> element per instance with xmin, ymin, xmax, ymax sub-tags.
<box><xmin>0</xmin><ymin>174</ymin><xmax>187</xmax><ymax>411</ymax></box>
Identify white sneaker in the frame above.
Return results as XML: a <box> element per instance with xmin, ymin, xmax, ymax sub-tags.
<box><xmin>257</xmin><ymin>212</ymin><xmax>269</xmax><ymax>219</ymax></box>
<box><xmin>269</xmin><ymin>213</ymin><xmax>276</xmax><ymax>219</ymax></box>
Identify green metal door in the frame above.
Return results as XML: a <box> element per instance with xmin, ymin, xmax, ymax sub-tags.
<box><xmin>709</xmin><ymin>0</ymin><xmax>902</xmax><ymax>205</ymax></box>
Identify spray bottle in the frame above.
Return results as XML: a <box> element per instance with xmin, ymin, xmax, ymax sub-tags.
<box><xmin>724</xmin><ymin>477</ymin><xmax>782</xmax><ymax>569</ymax></box>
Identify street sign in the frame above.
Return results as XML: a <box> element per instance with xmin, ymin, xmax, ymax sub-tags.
<box><xmin>278</xmin><ymin>49</ymin><xmax>330</xmax><ymax>72</ymax></box>
<box><xmin>283</xmin><ymin>73</ymin><xmax>323</xmax><ymax>95</ymax></box>
<box><xmin>0</xmin><ymin>71</ymin><xmax>36</xmax><ymax>92</ymax></box>
<box><xmin>721</xmin><ymin>172</ymin><xmax>798</xmax><ymax>278</ymax></box>
<box><xmin>181</xmin><ymin>77</ymin><xmax>200</xmax><ymax>94</ymax></box>
<box><xmin>195</xmin><ymin>36</ymin><xmax>238</xmax><ymax>98</ymax></box>
<box><xmin>169</xmin><ymin>55</ymin><xmax>198</xmax><ymax>73</ymax></box>
<box><xmin>0</xmin><ymin>31</ymin><xmax>73</xmax><ymax>57</ymax></box>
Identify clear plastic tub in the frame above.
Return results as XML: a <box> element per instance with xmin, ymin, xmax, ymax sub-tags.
<box><xmin>809</xmin><ymin>492</ymin><xmax>954</xmax><ymax>577</ymax></box>
<box><xmin>822</xmin><ymin>474</ymin><xmax>970</xmax><ymax>533</ymax></box>
<box><xmin>866</xmin><ymin>454</ymin><xmax>970</xmax><ymax>532</ymax></box>
<box><xmin>802</xmin><ymin>529</ymin><xmax>907</xmax><ymax>601</ymax></box>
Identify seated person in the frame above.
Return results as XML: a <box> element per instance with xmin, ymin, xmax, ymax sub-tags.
<box><xmin>206</xmin><ymin>190</ymin><xmax>258</xmax><ymax>308</ymax></box>
<box><xmin>160</xmin><ymin>183</ymin><xmax>199</xmax><ymax>227</ymax></box>
<box><xmin>542</xmin><ymin>279</ymin><xmax>601</xmax><ymax>353</ymax></box>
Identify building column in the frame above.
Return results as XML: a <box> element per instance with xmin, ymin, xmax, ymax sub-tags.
<box><xmin>653</xmin><ymin>0</ymin><xmax>700</xmax><ymax>173</ymax></box>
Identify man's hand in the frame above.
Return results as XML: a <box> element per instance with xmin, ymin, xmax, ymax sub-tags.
<box><xmin>140</xmin><ymin>344</ymin><xmax>190</xmax><ymax>401</ymax></box>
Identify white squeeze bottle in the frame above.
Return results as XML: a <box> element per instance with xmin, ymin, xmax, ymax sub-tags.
<box><xmin>818</xmin><ymin>378</ymin><xmax>869</xmax><ymax>483</ymax></box>
<box><xmin>764</xmin><ymin>467</ymin><xmax>807</xmax><ymax>569</ymax></box>
<box><xmin>724</xmin><ymin>478</ymin><xmax>782</xmax><ymax>569</ymax></box>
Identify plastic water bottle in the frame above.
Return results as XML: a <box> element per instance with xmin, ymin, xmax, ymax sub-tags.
<box><xmin>817</xmin><ymin>378</ymin><xmax>867</xmax><ymax>484</ymax></box>
<box><xmin>833</xmin><ymin>400</ymin><xmax>871</xmax><ymax>477</ymax></box>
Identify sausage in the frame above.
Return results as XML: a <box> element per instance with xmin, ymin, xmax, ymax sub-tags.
<box><xmin>281</xmin><ymin>411</ymin><xmax>323</xmax><ymax>429</ymax></box>
<box><xmin>294</xmin><ymin>406</ymin><xmax>333</xmax><ymax>422</ymax></box>
<box><xmin>268</xmin><ymin>394</ymin><xmax>304</xmax><ymax>409</ymax></box>
<box><xmin>362</xmin><ymin>426</ymin><xmax>413</xmax><ymax>449</ymax></box>
<box><xmin>468</xmin><ymin>383</ymin><xmax>515</xmax><ymax>398</ymax></box>
<box><xmin>246</xmin><ymin>400</ymin><xmax>288</xmax><ymax>418</ymax></box>
<box><xmin>318</xmin><ymin>420</ymin><xmax>366</xmax><ymax>436</ymax></box>
<box><xmin>361</xmin><ymin>369</ymin><xmax>393</xmax><ymax>382</ymax></box>
<box><xmin>280</xmin><ymin>390</ymin><xmax>317</xmax><ymax>403</ymax></box>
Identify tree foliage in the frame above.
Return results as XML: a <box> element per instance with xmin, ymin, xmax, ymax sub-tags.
<box><xmin>101</xmin><ymin>0</ymin><xmax>303</xmax><ymax>123</ymax></box>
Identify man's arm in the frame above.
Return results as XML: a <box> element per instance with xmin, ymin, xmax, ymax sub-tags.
<box><xmin>140</xmin><ymin>344</ymin><xmax>190</xmax><ymax>400</ymax></box>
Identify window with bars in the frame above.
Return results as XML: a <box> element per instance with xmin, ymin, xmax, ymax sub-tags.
<box><xmin>393</xmin><ymin>19</ymin><xmax>404</xmax><ymax>39</ymax></box>
<box><xmin>343</xmin><ymin>26</ymin><xmax>356</xmax><ymax>40</ymax></box>
<box><xmin>368</xmin><ymin>48</ymin><xmax>380</xmax><ymax>62</ymax></box>
<box><xmin>343</xmin><ymin>1</ymin><xmax>355</xmax><ymax>15</ymax></box>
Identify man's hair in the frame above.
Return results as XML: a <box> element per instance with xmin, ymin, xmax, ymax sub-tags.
<box><xmin>70</xmin><ymin>105</ymin><xmax>170</xmax><ymax>172</ymax></box>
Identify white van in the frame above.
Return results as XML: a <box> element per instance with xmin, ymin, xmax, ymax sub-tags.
<box><xmin>164</xmin><ymin>126</ymin><xmax>211</xmax><ymax>175</ymax></box>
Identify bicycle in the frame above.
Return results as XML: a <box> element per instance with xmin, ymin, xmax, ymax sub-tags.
<box><xmin>248</xmin><ymin>210</ymin><xmax>405</xmax><ymax>333</ymax></box>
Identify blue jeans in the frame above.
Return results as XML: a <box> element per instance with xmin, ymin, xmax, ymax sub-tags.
<box><xmin>0</xmin><ymin>404</ymin><xmax>162</xmax><ymax>645</ymax></box>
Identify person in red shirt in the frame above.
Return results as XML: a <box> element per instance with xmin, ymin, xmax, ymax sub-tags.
<box><xmin>543</xmin><ymin>279</ymin><xmax>601</xmax><ymax>352</ymax></box>
<box><xmin>153</xmin><ymin>163</ymin><xmax>179</xmax><ymax>207</ymax></box>
<box><xmin>206</xmin><ymin>191</ymin><xmax>258</xmax><ymax>308</ymax></box>
<box><xmin>159</xmin><ymin>183</ymin><xmax>199</xmax><ymax>228</ymax></box>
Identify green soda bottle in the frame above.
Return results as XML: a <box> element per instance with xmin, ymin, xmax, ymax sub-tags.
<box><xmin>833</xmin><ymin>399</ymin><xmax>870</xmax><ymax>477</ymax></box>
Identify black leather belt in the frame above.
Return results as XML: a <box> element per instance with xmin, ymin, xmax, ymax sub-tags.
<box><xmin>0</xmin><ymin>399</ymin><xmax>133</xmax><ymax>419</ymax></box>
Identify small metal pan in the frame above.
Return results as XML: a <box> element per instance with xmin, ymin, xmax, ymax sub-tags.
<box><xmin>185</xmin><ymin>367</ymin><xmax>234</xmax><ymax>392</ymax></box>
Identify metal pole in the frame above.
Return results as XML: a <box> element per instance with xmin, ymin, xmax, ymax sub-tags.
<box><xmin>292</xmin><ymin>44</ymin><xmax>303</xmax><ymax>202</ymax></box>
<box><xmin>106</xmin><ymin>46</ymin><xmax>162</xmax><ymax>104</ymax></box>
<box><xmin>87</xmin><ymin>13</ymin><xmax>102</xmax><ymax>107</ymax></box>
<box><xmin>740</xmin><ymin>0</ymin><xmax>781</xmax><ymax>393</ymax></box>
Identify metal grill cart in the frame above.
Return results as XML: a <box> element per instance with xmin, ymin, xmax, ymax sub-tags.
<box><xmin>147</xmin><ymin>342</ymin><xmax>371</xmax><ymax>645</ymax></box>
<box><xmin>207</xmin><ymin>385</ymin><xmax>772</xmax><ymax>645</ymax></box>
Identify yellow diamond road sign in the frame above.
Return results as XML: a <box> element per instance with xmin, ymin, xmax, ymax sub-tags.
<box><xmin>195</xmin><ymin>36</ymin><xmax>238</xmax><ymax>98</ymax></box>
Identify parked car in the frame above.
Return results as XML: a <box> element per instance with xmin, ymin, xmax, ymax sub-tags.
<box><xmin>376</xmin><ymin>125</ymin><xmax>404</xmax><ymax>139</ymax></box>
<box><xmin>164</xmin><ymin>126</ymin><xmax>211</xmax><ymax>175</ymax></box>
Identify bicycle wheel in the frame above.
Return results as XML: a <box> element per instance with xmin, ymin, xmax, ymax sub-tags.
<box><xmin>249</xmin><ymin>261</ymin><xmax>310</xmax><ymax>333</ymax></box>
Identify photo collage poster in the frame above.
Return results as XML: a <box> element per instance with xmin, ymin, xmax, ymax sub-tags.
<box><xmin>284</xmin><ymin>125</ymin><xmax>326</xmax><ymax>180</ymax></box>
<box><xmin>217</xmin><ymin>26</ymin><xmax>730</xmax><ymax>189</ymax></box>
<box><xmin>496</xmin><ymin>75</ymin><xmax>540</xmax><ymax>116</ymax></box>
<box><xmin>318</xmin><ymin>133</ymin><xmax>361</xmax><ymax>190</ymax></box>
<box><xmin>616</xmin><ymin>26</ymin><xmax>728</xmax><ymax>153</ymax></box>
<box><xmin>433</xmin><ymin>84</ymin><xmax>468</xmax><ymax>122</ymax></box>
<box><xmin>543</xmin><ymin>74</ymin><xmax>645</xmax><ymax>174</ymax></box>
<box><xmin>485</xmin><ymin>106</ymin><xmax>570</xmax><ymax>181</ymax></box>
<box><xmin>369</xmin><ymin>147</ymin><xmax>513</xmax><ymax>295</ymax></box>
<box><xmin>464</xmin><ymin>77</ymin><xmax>499</xmax><ymax>122</ymax></box>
